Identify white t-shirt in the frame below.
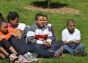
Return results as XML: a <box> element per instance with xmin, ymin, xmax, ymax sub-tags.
<box><xmin>62</xmin><ymin>28</ymin><xmax>81</xmax><ymax>43</ymax></box>
<box><xmin>16</xmin><ymin>23</ymin><xmax>30</xmax><ymax>30</ymax></box>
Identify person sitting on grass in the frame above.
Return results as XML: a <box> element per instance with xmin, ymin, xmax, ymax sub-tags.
<box><xmin>26</xmin><ymin>13</ymin><xmax>63</xmax><ymax>58</ymax></box>
<box><xmin>62</xmin><ymin>19</ymin><xmax>86</xmax><ymax>56</ymax></box>
<box><xmin>43</xmin><ymin>14</ymin><xmax>56</xmax><ymax>41</ymax></box>
<box><xmin>7</xmin><ymin>11</ymin><xmax>38</xmax><ymax>62</ymax></box>
<box><xmin>0</xmin><ymin>13</ymin><xmax>28</xmax><ymax>63</ymax></box>
<box><xmin>7</xmin><ymin>11</ymin><xmax>30</xmax><ymax>39</ymax></box>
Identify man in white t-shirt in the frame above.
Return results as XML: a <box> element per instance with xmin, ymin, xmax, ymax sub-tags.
<box><xmin>62</xmin><ymin>19</ymin><xmax>85</xmax><ymax>56</ymax></box>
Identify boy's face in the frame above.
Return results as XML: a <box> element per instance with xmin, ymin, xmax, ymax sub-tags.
<box><xmin>10</xmin><ymin>17</ymin><xmax>19</xmax><ymax>27</ymax></box>
<box><xmin>67</xmin><ymin>22</ymin><xmax>75</xmax><ymax>34</ymax></box>
<box><xmin>0</xmin><ymin>23</ymin><xmax>8</xmax><ymax>33</ymax></box>
<box><xmin>36</xmin><ymin>16</ymin><xmax>45</xmax><ymax>27</ymax></box>
<box><xmin>44</xmin><ymin>17</ymin><xmax>48</xmax><ymax>25</ymax></box>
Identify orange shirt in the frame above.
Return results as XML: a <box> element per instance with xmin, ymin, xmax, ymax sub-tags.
<box><xmin>0</xmin><ymin>31</ymin><xmax>11</xmax><ymax>41</ymax></box>
<box><xmin>7</xmin><ymin>23</ymin><xmax>22</xmax><ymax>34</ymax></box>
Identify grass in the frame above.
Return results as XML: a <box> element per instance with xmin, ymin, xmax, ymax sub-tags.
<box><xmin>0</xmin><ymin>0</ymin><xmax>88</xmax><ymax>63</ymax></box>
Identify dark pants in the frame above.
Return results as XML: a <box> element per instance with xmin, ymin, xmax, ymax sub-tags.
<box><xmin>27</xmin><ymin>41</ymin><xmax>62</xmax><ymax>58</ymax></box>
<box><xmin>0</xmin><ymin>39</ymin><xmax>11</xmax><ymax>49</ymax></box>
<box><xmin>9</xmin><ymin>37</ymin><xmax>29</xmax><ymax>55</ymax></box>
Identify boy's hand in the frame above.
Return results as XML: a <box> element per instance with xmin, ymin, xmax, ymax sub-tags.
<box><xmin>0</xmin><ymin>35</ymin><xmax>4</xmax><ymax>41</ymax></box>
<box><xmin>16</xmin><ymin>30</ymin><xmax>22</xmax><ymax>39</ymax></box>
<box><xmin>11</xmin><ymin>30</ymin><xmax>22</xmax><ymax>39</ymax></box>
<box><xmin>43</xmin><ymin>41</ymin><xmax>51</xmax><ymax>47</ymax></box>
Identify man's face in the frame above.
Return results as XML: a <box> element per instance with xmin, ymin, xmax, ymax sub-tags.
<box><xmin>36</xmin><ymin>16</ymin><xmax>45</xmax><ymax>27</ymax></box>
<box><xmin>67</xmin><ymin>22</ymin><xmax>75</xmax><ymax>34</ymax></box>
<box><xmin>10</xmin><ymin>17</ymin><xmax>19</xmax><ymax>27</ymax></box>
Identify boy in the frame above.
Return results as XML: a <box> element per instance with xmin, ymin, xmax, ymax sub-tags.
<box><xmin>27</xmin><ymin>13</ymin><xmax>63</xmax><ymax>58</ymax></box>
<box><xmin>62</xmin><ymin>19</ymin><xmax>86</xmax><ymax>56</ymax></box>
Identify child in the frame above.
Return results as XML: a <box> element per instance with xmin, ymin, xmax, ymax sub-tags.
<box><xmin>7</xmin><ymin>12</ymin><xmax>30</xmax><ymax>39</ymax></box>
<box><xmin>0</xmin><ymin>13</ymin><xmax>30</xmax><ymax>63</ymax></box>
<box><xmin>0</xmin><ymin>13</ymin><xmax>18</xmax><ymax>61</ymax></box>
<box><xmin>7</xmin><ymin>11</ymin><xmax>38</xmax><ymax>62</ymax></box>
<box><xmin>27</xmin><ymin>13</ymin><xmax>63</xmax><ymax>58</ymax></box>
<box><xmin>62</xmin><ymin>19</ymin><xmax>86</xmax><ymax>56</ymax></box>
<box><xmin>0</xmin><ymin>13</ymin><xmax>6</xmax><ymax>59</ymax></box>
<box><xmin>43</xmin><ymin>14</ymin><xmax>56</xmax><ymax>43</ymax></box>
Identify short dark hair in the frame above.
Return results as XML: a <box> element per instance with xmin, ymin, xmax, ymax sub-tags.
<box><xmin>35</xmin><ymin>13</ymin><xmax>43</xmax><ymax>21</ymax></box>
<box><xmin>0</xmin><ymin>13</ymin><xmax>6</xmax><ymax>22</ymax></box>
<box><xmin>43</xmin><ymin>14</ymin><xmax>48</xmax><ymax>19</ymax></box>
<box><xmin>67</xmin><ymin>19</ymin><xmax>75</xmax><ymax>25</ymax></box>
<box><xmin>7</xmin><ymin>11</ymin><xmax>19</xmax><ymax>22</ymax></box>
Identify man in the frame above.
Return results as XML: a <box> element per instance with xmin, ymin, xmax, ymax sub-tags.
<box><xmin>62</xmin><ymin>19</ymin><xmax>85</xmax><ymax>56</ymax></box>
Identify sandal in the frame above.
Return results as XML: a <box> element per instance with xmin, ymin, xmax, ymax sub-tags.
<box><xmin>18</xmin><ymin>55</ymin><xmax>31</xmax><ymax>63</ymax></box>
<box><xmin>9</xmin><ymin>54</ymin><xmax>19</xmax><ymax>63</ymax></box>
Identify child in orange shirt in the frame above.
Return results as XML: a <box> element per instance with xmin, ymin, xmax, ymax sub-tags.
<box><xmin>7</xmin><ymin>12</ymin><xmax>38</xmax><ymax>62</ymax></box>
<box><xmin>0</xmin><ymin>13</ymin><xmax>30</xmax><ymax>63</ymax></box>
<box><xmin>0</xmin><ymin>13</ymin><xmax>18</xmax><ymax>61</ymax></box>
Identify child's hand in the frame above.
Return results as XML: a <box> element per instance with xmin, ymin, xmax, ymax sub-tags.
<box><xmin>15</xmin><ymin>30</ymin><xmax>22</xmax><ymax>39</ymax></box>
<box><xmin>0</xmin><ymin>35</ymin><xmax>4</xmax><ymax>41</ymax></box>
<box><xmin>43</xmin><ymin>41</ymin><xmax>51</xmax><ymax>47</ymax></box>
<box><xmin>10</xmin><ymin>30</ymin><xmax>22</xmax><ymax>39</ymax></box>
<box><xmin>46</xmin><ymin>39</ymin><xmax>52</xmax><ymax>45</ymax></box>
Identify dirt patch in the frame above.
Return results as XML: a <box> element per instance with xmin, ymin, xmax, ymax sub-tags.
<box><xmin>24</xmin><ymin>5</ymin><xmax>80</xmax><ymax>15</ymax></box>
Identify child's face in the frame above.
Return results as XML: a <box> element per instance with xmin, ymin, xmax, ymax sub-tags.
<box><xmin>10</xmin><ymin>17</ymin><xmax>19</xmax><ymax>27</ymax></box>
<box><xmin>44</xmin><ymin>17</ymin><xmax>48</xmax><ymax>25</ymax></box>
<box><xmin>0</xmin><ymin>23</ymin><xmax>8</xmax><ymax>33</ymax></box>
<box><xmin>36</xmin><ymin>16</ymin><xmax>45</xmax><ymax>27</ymax></box>
<box><xmin>67</xmin><ymin>22</ymin><xmax>75</xmax><ymax>34</ymax></box>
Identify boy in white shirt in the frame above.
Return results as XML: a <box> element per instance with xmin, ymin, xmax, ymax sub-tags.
<box><xmin>62</xmin><ymin>19</ymin><xmax>85</xmax><ymax>56</ymax></box>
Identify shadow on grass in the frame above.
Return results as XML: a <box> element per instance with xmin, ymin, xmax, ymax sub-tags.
<box><xmin>31</xmin><ymin>1</ymin><xmax>67</xmax><ymax>8</ymax></box>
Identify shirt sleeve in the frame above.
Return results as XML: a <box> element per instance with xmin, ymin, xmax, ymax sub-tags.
<box><xmin>62</xmin><ymin>30</ymin><xmax>67</xmax><ymax>41</ymax></box>
<box><xmin>16</xmin><ymin>23</ymin><xmax>26</xmax><ymax>30</ymax></box>
<box><xmin>47</xmin><ymin>25</ymin><xmax>56</xmax><ymax>42</ymax></box>
<box><xmin>76</xmin><ymin>30</ymin><xmax>81</xmax><ymax>40</ymax></box>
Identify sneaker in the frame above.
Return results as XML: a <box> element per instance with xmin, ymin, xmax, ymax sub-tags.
<box><xmin>24</xmin><ymin>52</ymin><xmax>38</xmax><ymax>62</ymax></box>
<box><xmin>30</xmin><ymin>53</ymin><xmax>38</xmax><ymax>61</ymax></box>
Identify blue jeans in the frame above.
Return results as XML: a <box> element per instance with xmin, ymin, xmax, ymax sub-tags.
<box><xmin>27</xmin><ymin>41</ymin><xmax>62</xmax><ymax>58</ymax></box>
<box><xmin>63</xmin><ymin>44</ymin><xmax>84</xmax><ymax>54</ymax></box>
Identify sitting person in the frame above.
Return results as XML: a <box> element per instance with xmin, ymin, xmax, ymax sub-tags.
<box><xmin>26</xmin><ymin>13</ymin><xmax>63</xmax><ymax>58</ymax></box>
<box><xmin>7</xmin><ymin>11</ymin><xmax>38</xmax><ymax>62</ymax></box>
<box><xmin>62</xmin><ymin>19</ymin><xmax>86</xmax><ymax>56</ymax></box>
<box><xmin>0</xmin><ymin>13</ymin><xmax>17</xmax><ymax>61</ymax></box>
<box><xmin>7</xmin><ymin>11</ymin><xmax>30</xmax><ymax>39</ymax></box>
<box><xmin>43</xmin><ymin>14</ymin><xmax>56</xmax><ymax>41</ymax></box>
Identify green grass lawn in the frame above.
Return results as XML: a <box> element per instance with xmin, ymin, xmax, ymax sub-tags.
<box><xmin>0</xmin><ymin>0</ymin><xmax>88</xmax><ymax>63</ymax></box>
